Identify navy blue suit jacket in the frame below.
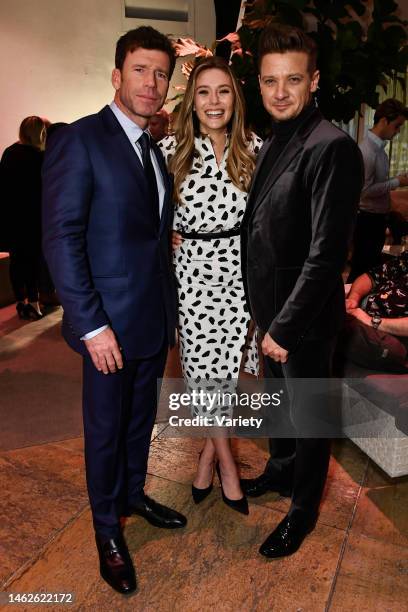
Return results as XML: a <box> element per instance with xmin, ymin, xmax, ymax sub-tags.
<box><xmin>42</xmin><ymin>105</ymin><xmax>177</xmax><ymax>359</ymax></box>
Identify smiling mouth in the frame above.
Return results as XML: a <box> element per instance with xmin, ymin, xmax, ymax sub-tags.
<box><xmin>205</xmin><ymin>110</ymin><xmax>224</xmax><ymax>118</ymax></box>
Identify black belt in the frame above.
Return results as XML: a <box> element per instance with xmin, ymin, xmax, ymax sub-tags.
<box><xmin>179</xmin><ymin>228</ymin><xmax>241</xmax><ymax>241</ymax></box>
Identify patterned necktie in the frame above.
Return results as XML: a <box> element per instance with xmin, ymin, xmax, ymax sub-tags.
<box><xmin>138</xmin><ymin>131</ymin><xmax>160</xmax><ymax>225</ymax></box>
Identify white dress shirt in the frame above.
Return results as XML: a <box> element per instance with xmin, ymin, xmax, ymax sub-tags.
<box><xmin>359</xmin><ymin>130</ymin><xmax>400</xmax><ymax>214</ymax></box>
<box><xmin>81</xmin><ymin>101</ymin><xmax>166</xmax><ymax>341</ymax></box>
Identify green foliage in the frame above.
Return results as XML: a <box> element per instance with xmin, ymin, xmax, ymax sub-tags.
<box><xmin>234</xmin><ymin>0</ymin><xmax>407</xmax><ymax>134</ymax></box>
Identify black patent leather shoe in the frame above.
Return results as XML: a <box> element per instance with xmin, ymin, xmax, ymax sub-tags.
<box><xmin>129</xmin><ymin>494</ymin><xmax>187</xmax><ymax>529</ymax></box>
<box><xmin>259</xmin><ymin>513</ymin><xmax>317</xmax><ymax>559</ymax></box>
<box><xmin>96</xmin><ymin>535</ymin><xmax>136</xmax><ymax>594</ymax></box>
<box><xmin>240</xmin><ymin>472</ymin><xmax>292</xmax><ymax>498</ymax></box>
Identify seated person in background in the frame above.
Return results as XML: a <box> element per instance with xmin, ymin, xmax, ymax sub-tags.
<box><xmin>347</xmin><ymin>98</ymin><xmax>408</xmax><ymax>282</ymax></box>
<box><xmin>148</xmin><ymin>108</ymin><xmax>169</xmax><ymax>142</ymax></box>
<box><xmin>344</xmin><ymin>252</ymin><xmax>408</xmax><ymax>371</ymax></box>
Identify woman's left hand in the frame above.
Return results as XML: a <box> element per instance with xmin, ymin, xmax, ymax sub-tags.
<box><xmin>172</xmin><ymin>231</ymin><xmax>183</xmax><ymax>251</ymax></box>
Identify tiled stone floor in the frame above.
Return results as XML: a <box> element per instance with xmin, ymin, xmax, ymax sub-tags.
<box><xmin>1</xmin><ymin>305</ymin><xmax>408</xmax><ymax>610</ymax></box>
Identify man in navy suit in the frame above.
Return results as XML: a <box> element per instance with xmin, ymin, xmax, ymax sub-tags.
<box><xmin>42</xmin><ymin>27</ymin><xmax>186</xmax><ymax>595</ymax></box>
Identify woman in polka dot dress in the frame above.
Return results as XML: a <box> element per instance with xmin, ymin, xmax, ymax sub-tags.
<box><xmin>159</xmin><ymin>56</ymin><xmax>262</xmax><ymax>514</ymax></box>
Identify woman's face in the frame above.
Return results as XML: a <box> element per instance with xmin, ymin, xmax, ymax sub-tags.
<box><xmin>193</xmin><ymin>68</ymin><xmax>235</xmax><ymax>136</ymax></box>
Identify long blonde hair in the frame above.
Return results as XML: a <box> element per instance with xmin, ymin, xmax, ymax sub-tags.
<box><xmin>170</xmin><ymin>56</ymin><xmax>255</xmax><ymax>205</ymax></box>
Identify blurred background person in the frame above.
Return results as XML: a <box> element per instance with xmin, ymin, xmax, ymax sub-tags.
<box><xmin>0</xmin><ymin>116</ymin><xmax>48</xmax><ymax>320</ymax></box>
<box><xmin>348</xmin><ymin>98</ymin><xmax>408</xmax><ymax>282</ymax></box>
<box><xmin>148</xmin><ymin>108</ymin><xmax>169</xmax><ymax>142</ymax></box>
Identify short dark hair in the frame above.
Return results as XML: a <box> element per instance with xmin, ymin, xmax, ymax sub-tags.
<box><xmin>115</xmin><ymin>26</ymin><xmax>176</xmax><ymax>78</ymax></box>
<box><xmin>258</xmin><ymin>24</ymin><xmax>317</xmax><ymax>74</ymax></box>
<box><xmin>373</xmin><ymin>98</ymin><xmax>408</xmax><ymax>124</ymax></box>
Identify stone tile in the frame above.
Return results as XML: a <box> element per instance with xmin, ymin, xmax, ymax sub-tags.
<box><xmin>363</xmin><ymin>458</ymin><xmax>408</xmax><ymax>489</ymax></box>
<box><xmin>151</xmin><ymin>422</ymin><xmax>169</xmax><ymax>441</ymax></box>
<box><xmin>6</xmin><ymin>475</ymin><xmax>345</xmax><ymax>612</ymax></box>
<box><xmin>351</xmin><ymin>468</ymin><xmax>408</xmax><ymax>548</ymax></box>
<box><xmin>148</xmin><ymin>435</ymin><xmax>270</xmax><ymax>486</ymax></box>
<box><xmin>51</xmin><ymin>437</ymin><xmax>84</xmax><ymax>454</ymax></box>
<box><xmin>149</xmin><ymin>436</ymin><xmax>367</xmax><ymax>530</ymax></box>
<box><xmin>330</xmin><ymin>533</ymin><xmax>408</xmax><ymax>612</ymax></box>
<box><xmin>164</xmin><ymin>345</ymin><xmax>182</xmax><ymax>378</ymax></box>
<box><xmin>317</xmin><ymin>440</ymin><xmax>368</xmax><ymax>530</ymax></box>
<box><xmin>331</xmin><ymin>438</ymin><xmax>369</xmax><ymax>485</ymax></box>
<box><xmin>147</xmin><ymin>436</ymin><xmax>204</xmax><ymax>483</ymax></box>
<box><xmin>0</xmin><ymin>442</ymin><xmax>87</xmax><ymax>586</ymax></box>
<box><xmin>232</xmin><ymin>439</ymin><xmax>368</xmax><ymax>531</ymax></box>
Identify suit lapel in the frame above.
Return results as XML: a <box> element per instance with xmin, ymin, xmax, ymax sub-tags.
<box><xmin>250</xmin><ymin>134</ymin><xmax>303</xmax><ymax>218</ymax></box>
<box><xmin>99</xmin><ymin>106</ymin><xmax>146</xmax><ymax>184</ymax></box>
<box><xmin>244</xmin><ymin>136</ymin><xmax>274</xmax><ymax>224</ymax></box>
<box><xmin>100</xmin><ymin>106</ymin><xmax>172</xmax><ymax>232</ymax></box>
<box><xmin>248</xmin><ymin>107</ymin><xmax>323</xmax><ymax>220</ymax></box>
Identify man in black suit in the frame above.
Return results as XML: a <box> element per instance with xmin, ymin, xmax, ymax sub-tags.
<box><xmin>241</xmin><ymin>24</ymin><xmax>364</xmax><ymax>557</ymax></box>
<box><xmin>42</xmin><ymin>27</ymin><xmax>186</xmax><ymax>594</ymax></box>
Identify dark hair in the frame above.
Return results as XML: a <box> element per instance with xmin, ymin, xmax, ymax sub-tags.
<box><xmin>115</xmin><ymin>26</ymin><xmax>176</xmax><ymax>78</ymax></box>
<box><xmin>258</xmin><ymin>24</ymin><xmax>317</xmax><ymax>73</ymax></box>
<box><xmin>373</xmin><ymin>98</ymin><xmax>408</xmax><ymax>124</ymax></box>
<box><xmin>19</xmin><ymin>116</ymin><xmax>47</xmax><ymax>149</ymax></box>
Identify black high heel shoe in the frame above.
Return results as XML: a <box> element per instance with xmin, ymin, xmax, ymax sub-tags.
<box><xmin>23</xmin><ymin>303</ymin><xmax>43</xmax><ymax>321</ymax></box>
<box><xmin>192</xmin><ymin>482</ymin><xmax>213</xmax><ymax>504</ymax></box>
<box><xmin>192</xmin><ymin>453</ymin><xmax>214</xmax><ymax>504</ymax></box>
<box><xmin>216</xmin><ymin>462</ymin><xmax>249</xmax><ymax>515</ymax></box>
<box><xmin>16</xmin><ymin>302</ymin><xmax>26</xmax><ymax>319</ymax></box>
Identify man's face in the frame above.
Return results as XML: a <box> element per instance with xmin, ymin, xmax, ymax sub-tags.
<box><xmin>259</xmin><ymin>52</ymin><xmax>319</xmax><ymax>122</ymax></box>
<box><xmin>382</xmin><ymin>115</ymin><xmax>406</xmax><ymax>140</ymax></box>
<box><xmin>112</xmin><ymin>47</ymin><xmax>170</xmax><ymax>128</ymax></box>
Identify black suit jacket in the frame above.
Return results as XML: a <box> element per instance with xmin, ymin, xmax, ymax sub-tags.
<box><xmin>241</xmin><ymin>108</ymin><xmax>364</xmax><ymax>352</ymax></box>
<box><xmin>42</xmin><ymin>105</ymin><xmax>177</xmax><ymax>359</ymax></box>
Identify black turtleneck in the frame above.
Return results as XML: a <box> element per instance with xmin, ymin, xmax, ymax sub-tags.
<box><xmin>251</xmin><ymin>102</ymin><xmax>315</xmax><ymax>202</ymax></box>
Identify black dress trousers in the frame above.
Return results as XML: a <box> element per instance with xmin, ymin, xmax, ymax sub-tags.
<box><xmin>263</xmin><ymin>336</ymin><xmax>336</xmax><ymax>520</ymax></box>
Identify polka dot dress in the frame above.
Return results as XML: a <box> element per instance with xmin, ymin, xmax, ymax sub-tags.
<box><xmin>159</xmin><ymin>133</ymin><xmax>262</xmax><ymax>386</ymax></box>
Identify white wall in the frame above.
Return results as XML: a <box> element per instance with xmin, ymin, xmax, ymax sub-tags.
<box><xmin>0</xmin><ymin>0</ymin><xmax>215</xmax><ymax>155</ymax></box>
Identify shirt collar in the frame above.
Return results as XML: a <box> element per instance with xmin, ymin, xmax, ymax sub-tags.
<box><xmin>368</xmin><ymin>129</ymin><xmax>386</xmax><ymax>149</ymax></box>
<box><xmin>110</xmin><ymin>101</ymin><xmax>150</xmax><ymax>142</ymax></box>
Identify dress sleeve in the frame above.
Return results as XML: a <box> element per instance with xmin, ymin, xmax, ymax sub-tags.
<box><xmin>157</xmin><ymin>134</ymin><xmax>177</xmax><ymax>166</ymax></box>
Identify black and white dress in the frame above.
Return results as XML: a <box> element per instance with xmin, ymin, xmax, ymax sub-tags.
<box><xmin>159</xmin><ymin>133</ymin><xmax>262</xmax><ymax>388</ymax></box>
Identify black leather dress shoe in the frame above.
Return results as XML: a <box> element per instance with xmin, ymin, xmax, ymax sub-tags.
<box><xmin>129</xmin><ymin>494</ymin><xmax>187</xmax><ymax>529</ymax></box>
<box><xmin>259</xmin><ymin>513</ymin><xmax>317</xmax><ymax>559</ymax></box>
<box><xmin>96</xmin><ymin>535</ymin><xmax>136</xmax><ymax>594</ymax></box>
<box><xmin>240</xmin><ymin>472</ymin><xmax>292</xmax><ymax>498</ymax></box>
